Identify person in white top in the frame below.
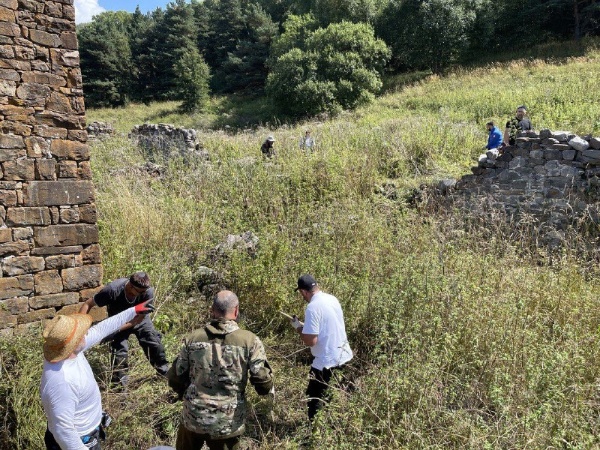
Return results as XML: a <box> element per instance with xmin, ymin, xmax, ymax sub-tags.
<box><xmin>40</xmin><ymin>300</ymin><xmax>154</xmax><ymax>450</ymax></box>
<box><xmin>299</xmin><ymin>130</ymin><xmax>315</xmax><ymax>151</ymax></box>
<box><xmin>289</xmin><ymin>274</ymin><xmax>353</xmax><ymax>420</ymax></box>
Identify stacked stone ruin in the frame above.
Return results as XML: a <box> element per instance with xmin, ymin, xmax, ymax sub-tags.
<box><xmin>129</xmin><ymin>123</ymin><xmax>208</xmax><ymax>162</ymax></box>
<box><xmin>452</xmin><ymin>129</ymin><xmax>600</xmax><ymax>230</ymax></box>
<box><xmin>0</xmin><ymin>0</ymin><xmax>103</xmax><ymax>336</ymax></box>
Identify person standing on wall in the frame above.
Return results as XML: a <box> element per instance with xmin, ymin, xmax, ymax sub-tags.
<box><xmin>79</xmin><ymin>272</ymin><xmax>169</xmax><ymax>387</ymax></box>
<box><xmin>289</xmin><ymin>274</ymin><xmax>353</xmax><ymax>421</ymax></box>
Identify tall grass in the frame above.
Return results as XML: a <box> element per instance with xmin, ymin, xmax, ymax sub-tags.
<box><xmin>3</xmin><ymin>43</ymin><xmax>600</xmax><ymax>449</ymax></box>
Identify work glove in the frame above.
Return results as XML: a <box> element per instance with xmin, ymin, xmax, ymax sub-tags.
<box><xmin>134</xmin><ymin>299</ymin><xmax>155</xmax><ymax>315</ymax></box>
<box><xmin>290</xmin><ymin>315</ymin><xmax>303</xmax><ymax>330</ymax></box>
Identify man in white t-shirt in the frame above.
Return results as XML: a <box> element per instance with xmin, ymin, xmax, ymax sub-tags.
<box><xmin>40</xmin><ymin>300</ymin><xmax>153</xmax><ymax>449</ymax></box>
<box><xmin>290</xmin><ymin>274</ymin><xmax>353</xmax><ymax>420</ymax></box>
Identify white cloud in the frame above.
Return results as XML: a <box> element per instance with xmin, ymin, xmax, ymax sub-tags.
<box><xmin>74</xmin><ymin>0</ymin><xmax>106</xmax><ymax>24</ymax></box>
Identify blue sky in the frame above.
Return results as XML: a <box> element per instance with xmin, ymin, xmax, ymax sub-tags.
<box><xmin>75</xmin><ymin>0</ymin><xmax>173</xmax><ymax>24</ymax></box>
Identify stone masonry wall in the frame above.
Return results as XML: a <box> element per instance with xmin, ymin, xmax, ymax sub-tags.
<box><xmin>451</xmin><ymin>129</ymin><xmax>600</xmax><ymax>231</ymax></box>
<box><xmin>0</xmin><ymin>0</ymin><xmax>104</xmax><ymax>336</ymax></box>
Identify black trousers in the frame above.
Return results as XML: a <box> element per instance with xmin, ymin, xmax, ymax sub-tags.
<box><xmin>109</xmin><ymin>316</ymin><xmax>169</xmax><ymax>383</ymax></box>
<box><xmin>45</xmin><ymin>426</ymin><xmax>102</xmax><ymax>450</ymax></box>
<box><xmin>306</xmin><ymin>365</ymin><xmax>345</xmax><ymax>420</ymax></box>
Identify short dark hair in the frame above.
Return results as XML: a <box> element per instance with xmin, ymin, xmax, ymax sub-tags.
<box><xmin>486</xmin><ymin>121</ymin><xmax>495</xmax><ymax>126</ymax></box>
<box><xmin>517</xmin><ymin>105</ymin><xmax>527</xmax><ymax>111</ymax></box>
<box><xmin>129</xmin><ymin>272</ymin><xmax>151</xmax><ymax>290</ymax></box>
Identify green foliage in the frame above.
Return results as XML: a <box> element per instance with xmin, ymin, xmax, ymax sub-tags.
<box><xmin>78</xmin><ymin>11</ymin><xmax>134</xmax><ymax>106</ymax></box>
<box><xmin>267</xmin><ymin>20</ymin><xmax>390</xmax><ymax>116</ymax></box>
<box><xmin>175</xmin><ymin>48</ymin><xmax>211</xmax><ymax>112</ymax></box>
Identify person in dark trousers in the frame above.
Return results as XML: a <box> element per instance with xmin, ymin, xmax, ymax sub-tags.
<box><xmin>168</xmin><ymin>290</ymin><xmax>273</xmax><ymax>450</ymax></box>
<box><xmin>289</xmin><ymin>274</ymin><xmax>353</xmax><ymax>420</ymax></box>
<box><xmin>261</xmin><ymin>135</ymin><xmax>276</xmax><ymax>158</ymax></box>
<box><xmin>79</xmin><ymin>272</ymin><xmax>169</xmax><ymax>387</ymax></box>
<box><xmin>504</xmin><ymin>105</ymin><xmax>532</xmax><ymax>146</ymax></box>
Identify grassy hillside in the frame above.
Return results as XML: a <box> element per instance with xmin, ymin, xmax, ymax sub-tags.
<box><xmin>3</xmin><ymin>43</ymin><xmax>600</xmax><ymax>449</ymax></box>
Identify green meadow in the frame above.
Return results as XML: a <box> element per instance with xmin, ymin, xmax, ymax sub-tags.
<box><xmin>3</xmin><ymin>40</ymin><xmax>600</xmax><ymax>449</ymax></box>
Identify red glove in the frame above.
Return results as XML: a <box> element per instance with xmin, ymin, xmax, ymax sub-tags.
<box><xmin>134</xmin><ymin>299</ymin><xmax>155</xmax><ymax>315</ymax></box>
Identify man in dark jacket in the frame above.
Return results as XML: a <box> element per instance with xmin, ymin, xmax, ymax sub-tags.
<box><xmin>504</xmin><ymin>105</ymin><xmax>532</xmax><ymax>146</ymax></box>
<box><xmin>79</xmin><ymin>271</ymin><xmax>169</xmax><ymax>386</ymax></box>
<box><xmin>168</xmin><ymin>290</ymin><xmax>273</xmax><ymax>450</ymax></box>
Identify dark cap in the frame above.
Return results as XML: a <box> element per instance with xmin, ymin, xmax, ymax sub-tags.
<box><xmin>295</xmin><ymin>274</ymin><xmax>317</xmax><ymax>291</ymax></box>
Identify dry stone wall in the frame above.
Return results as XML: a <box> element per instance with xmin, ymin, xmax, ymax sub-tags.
<box><xmin>450</xmin><ymin>129</ymin><xmax>600</xmax><ymax>232</ymax></box>
<box><xmin>0</xmin><ymin>0</ymin><xmax>104</xmax><ymax>336</ymax></box>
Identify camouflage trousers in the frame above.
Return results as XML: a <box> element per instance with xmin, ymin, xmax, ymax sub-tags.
<box><xmin>176</xmin><ymin>424</ymin><xmax>240</xmax><ymax>450</ymax></box>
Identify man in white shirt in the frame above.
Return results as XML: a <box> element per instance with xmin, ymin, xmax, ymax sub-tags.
<box><xmin>41</xmin><ymin>300</ymin><xmax>153</xmax><ymax>449</ymax></box>
<box><xmin>290</xmin><ymin>274</ymin><xmax>353</xmax><ymax>420</ymax></box>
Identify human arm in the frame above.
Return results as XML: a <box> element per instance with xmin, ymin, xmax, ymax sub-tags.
<box><xmin>81</xmin><ymin>307</ymin><xmax>138</xmax><ymax>351</ymax></box>
<box><xmin>42</xmin><ymin>382</ymin><xmax>88</xmax><ymax>450</ymax></box>
<box><xmin>167</xmin><ymin>343</ymin><xmax>190</xmax><ymax>400</ymax></box>
<box><xmin>249</xmin><ymin>336</ymin><xmax>273</xmax><ymax>395</ymax></box>
<box><xmin>78</xmin><ymin>297</ymin><xmax>95</xmax><ymax>314</ymax></box>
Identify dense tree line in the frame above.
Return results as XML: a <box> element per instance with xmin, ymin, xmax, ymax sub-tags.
<box><xmin>77</xmin><ymin>0</ymin><xmax>600</xmax><ymax>114</ymax></box>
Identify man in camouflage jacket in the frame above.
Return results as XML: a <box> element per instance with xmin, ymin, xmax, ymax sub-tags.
<box><xmin>167</xmin><ymin>290</ymin><xmax>273</xmax><ymax>450</ymax></box>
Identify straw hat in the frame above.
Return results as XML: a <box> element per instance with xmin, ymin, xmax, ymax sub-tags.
<box><xmin>43</xmin><ymin>314</ymin><xmax>93</xmax><ymax>363</ymax></box>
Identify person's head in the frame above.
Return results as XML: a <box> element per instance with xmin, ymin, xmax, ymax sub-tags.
<box><xmin>212</xmin><ymin>290</ymin><xmax>239</xmax><ymax>320</ymax></box>
<box><xmin>486</xmin><ymin>121</ymin><xmax>495</xmax><ymax>131</ymax></box>
<box><xmin>305</xmin><ymin>130</ymin><xmax>311</xmax><ymax>136</ymax></box>
<box><xmin>125</xmin><ymin>271</ymin><xmax>151</xmax><ymax>301</ymax></box>
<box><xmin>266</xmin><ymin>135</ymin><xmax>275</xmax><ymax>146</ymax></box>
<box><xmin>295</xmin><ymin>274</ymin><xmax>319</xmax><ymax>302</ymax></box>
<box><xmin>516</xmin><ymin>106</ymin><xmax>527</xmax><ymax>120</ymax></box>
<box><xmin>42</xmin><ymin>313</ymin><xmax>93</xmax><ymax>362</ymax></box>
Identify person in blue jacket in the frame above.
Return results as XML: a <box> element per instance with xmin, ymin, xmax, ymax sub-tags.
<box><xmin>486</xmin><ymin>121</ymin><xmax>504</xmax><ymax>150</ymax></box>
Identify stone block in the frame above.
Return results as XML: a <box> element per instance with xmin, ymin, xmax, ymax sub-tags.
<box><xmin>0</xmin><ymin>134</ymin><xmax>25</xmax><ymax>149</ymax></box>
<box><xmin>0</xmin><ymin>190</ymin><xmax>17</xmax><ymax>206</ymax></box>
<box><xmin>529</xmin><ymin>150</ymin><xmax>543</xmax><ymax>159</ymax></box>
<box><xmin>32</xmin><ymin>245</ymin><xmax>82</xmax><ymax>256</ymax></box>
<box><xmin>0</xmin><ymin>68</ymin><xmax>20</xmax><ymax>81</ymax></box>
<box><xmin>30</xmin><ymin>292</ymin><xmax>79</xmax><ymax>310</ymax></box>
<box><xmin>59</xmin><ymin>302</ymin><xmax>107</xmax><ymax>322</ymax></box>
<box><xmin>68</xmin><ymin>129</ymin><xmax>87</xmax><ymax>142</ymax></box>
<box><xmin>80</xmin><ymin>286</ymin><xmax>101</xmax><ymax>303</ymax></box>
<box><xmin>16</xmin><ymin>83</ymin><xmax>51</xmax><ymax>105</ymax></box>
<box><xmin>543</xmin><ymin>149</ymin><xmax>562</xmax><ymax>160</ymax></box>
<box><xmin>59</xmin><ymin>206</ymin><xmax>79</xmax><ymax>223</ymax></box>
<box><xmin>21</xmin><ymin>71</ymin><xmax>66</xmax><ymax>87</ymax></box>
<box><xmin>49</xmin><ymin>206</ymin><xmax>59</xmax><ymax>223</ymax></box>
<box><xmin>34</xmin><ymin>224</ymin><xmax>98</xmax><ymax>247</ymax></box>
<box><xmin>0</xmin><ymin>147</ymin><xmax>27</xmax><ymax>162</ymax></box>
<box><xmin>46</xmin><ymin>91</ymin><xmax>73</xmax><ymax>114</ymax></box>
<box><xmin>12</xmin><ymin>227</ymin><xmax>32</xmax><ymax>240</ymax></box>
<box><xmin>78</xmin><ymin>161</ymin><xmax>92</xmax><ymax>179</ymax></box>
<box><xmin>590</xmin><ymin>138</ymin><xmax>600</xmax><ymax>150</ymax></box>
<box><xmin>81</xmin><ymin>243</ymin><xmax>101</xmax><ymax>264</ymax></box>
<box><xmin>33</xmin><ymin>125</ymin><xmax>67</xmax><ymax>139</ymax></box>
<box><xmin>50</xmin><ymin>49</ymin><xmax>79</xmax><ymax>68</ymax></box>
<box><xmin>0</xmin><ymin>227</ymin><xmax>11</xmax><ymax>242</ymax></box>
<box><xmin>2</xmin><ymin>159</ymin><xmax>35</xmax><ymax>180</ymax></box>
<box><xmin>60</xmin><ymin>31</ymin><xmax>78</xmax><ymax>50</ymax></box>
<box><xmin>24</xmin><ymin>180</ymin><xmax>95</xmax><ymax>206</ymax></box>
<box><xmin>3</xmin><ymin>255</ymin><xmax>45</xmax><ymax>276</ymax></box>
<box><xmin>6</xmin><ymin>207</ymin><xmax>51</xmax><ymax>225</ymax></box>
<box><xmin>0</xmin><ymin>0</ymin><xmax>18</xmax><ymax>9</ymax></box>
<box><xmin>78</xmin><ymin>204</ymin><xmax>96</xmax><ymax>225</ymax></box>
<box><xmin>18</xmin><ymin>307</ymin><xmax>54</xmax><ymax>324</ymax></box>
<box><xmin>551</xmin><ymin>131</ymin><xmax>572</xmax><ymax>142</ymax></box>
<box><xmin>548</xmin><ymin>144</ymin><xmax>571</xmax><ymax>151</ymax></box>
<box><xmin>509</xmin><ymin>157</ymin><xmax>527</xmax><ymax>169</ymax></box>
<box><xmin>581</xmin><ymin>149</ymin><xmax>600</xmax><ymax>162</ymax></box>
<box><xmin>58</xmin><ymin>160</ymin><xmax>78</xmax><ymax>178</ymax></box>
<box><xmin>0</xmin><ymin>275</ymin><xmax>34</xmax><ymax>300</ymax></box>
<box><xmin>61</xmin><ymin>264</ymin><xmax>102</xmax><ymax>291</ymax></box>
<box><xmin>50</xmin><ymin>139</ymin><xmax>89</xmax><ymax>160</ymax></box>
<box><xmin>0</xmin><ymin>79</ymin><xmax>15</xmax><ymax>96</ymax></box>
<box><xmin>29</xmin><ymin>29</ymin><xmax>61</xmax><ymax>48</ymax></box>
<box><xmin>0</xmin><ymin>240</ymin><xmax>29</xmax><ymax>256</ymax></box>
<box><xmin>36</xmin><ymin>158</ymin><xmax>57</xmax><ymax>180</ymax></box>
<box><xmin>0</xmin><ymin>296</ymin><xmax>28</xmax><ymax>315</ymax></box>
<box><xmin>562</xmin><ymin>150</ymin><xmax>576</xmax><ymax>161</ymax></box>
<box><xmin>0</xmin><ymin>45</ymin><xmax>15</xmax><ymax>58</ymax></box>
<box><xmin>44</xmin><ymin>253</ymin><xmax>82</xmax><ymax>270</ymax></box>
<box><xmin>34</xmin><ymin>269</ymin><xmax>63</xmax><ymax>295</ymax></box>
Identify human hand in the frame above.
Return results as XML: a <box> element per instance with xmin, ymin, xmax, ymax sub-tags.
<box><xmin>134</xmin><ymin>299</ymin><xmax>155</xmax><ymax>315</ymax></box>
<box><xmin>290</xmin><ymin>315</ymin><xmax>303</xmax><ymax>330</ymax></box>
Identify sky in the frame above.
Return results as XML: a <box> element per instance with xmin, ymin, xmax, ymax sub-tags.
<box><xmin>74</xmin><ymin>0</ymin><xmax>172</xmax><ymax>24</ymax></box>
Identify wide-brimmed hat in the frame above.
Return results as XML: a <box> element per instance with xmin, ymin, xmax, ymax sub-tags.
<box><xmin>43</xmin><ymin>314</ymin><xmax>93</xmax><ymax>363</ymax></box>
<box><xmin>267</xmin><ymin>135</ymin><xmax>275</xmax><ymax>142</ymax></box>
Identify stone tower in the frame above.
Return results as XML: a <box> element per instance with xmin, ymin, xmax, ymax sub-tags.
<box><xmin>0</xmin><ymin>0</ymin><xmax>102</xmax><ymax>335</ymax></box>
